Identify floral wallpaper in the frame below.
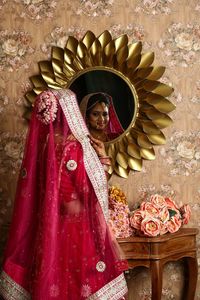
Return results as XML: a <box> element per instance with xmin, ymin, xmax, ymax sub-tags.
<box><xmin>67</xmin><ymin>0</ymin><xmax>115</xmax><ymax>17</ymax></box>
<box><xmin>0</xmin><ymin>0</ymin><xmax>200</xmax><ymax>299</ymax></box>
<box><xmin>0</xmin><ymin>30</ymin><xmax>34</xmax><ymax>72</ymax></box>
<box><xmin>158</xmin><ymin>23</ymin><xmax>200</xmax><ymax>68</ymax></box>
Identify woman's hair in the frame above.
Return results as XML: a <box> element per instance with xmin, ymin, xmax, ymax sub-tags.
<box><xmin>86</xmin><ymin>93</ymin><xmax>110</xmax><ymax>117</ymax></box>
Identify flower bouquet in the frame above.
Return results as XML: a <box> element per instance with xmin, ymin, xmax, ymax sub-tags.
<box><xmin>108</xmin><ymin>186</ymin><xmax>133</xmax><ymax>238</ymax></box>
<box><xmin>129</xmin><ymin>194</ymin><xmax>191</xmax><ymax>237</ymax></box>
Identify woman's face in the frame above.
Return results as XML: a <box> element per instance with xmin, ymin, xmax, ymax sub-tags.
<box><xmin>87</xmin><ymin>102</ymin><xmax>109</xmax><ymax>131</ymax></box>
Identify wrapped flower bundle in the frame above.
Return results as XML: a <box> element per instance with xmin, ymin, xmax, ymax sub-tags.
<box><xmin>108</xmin><ymin>186</ymin><xmax>133</xmax><ymax>238</ymax></box>
<box><xmin>129</xmin><ymin>194</ymin><xmax>191</xmax><ymax>237</ymax></box>
<box><xmin>36</xmin><ymin>90</ymin><xmax>58</xmax><ymax>124</ymax></box>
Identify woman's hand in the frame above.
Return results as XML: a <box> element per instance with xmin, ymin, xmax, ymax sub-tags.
<box><xmin>89</xmin><ymin>135</ymin><xmax>107</xmax><ymax>157</ymax></box>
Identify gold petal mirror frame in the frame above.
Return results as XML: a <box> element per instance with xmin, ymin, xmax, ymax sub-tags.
<box><xmin>25</xmin><ymin>30</ymin><xmax>175</xmax><ymax>178</ymax></box>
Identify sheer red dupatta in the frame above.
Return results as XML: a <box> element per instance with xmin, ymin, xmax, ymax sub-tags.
<box><xmin>0</xmin><ymin>89</ymin><xmax>128</xmax><ymax>300</ymax></box>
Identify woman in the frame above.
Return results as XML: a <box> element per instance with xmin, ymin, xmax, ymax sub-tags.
<box><xmin>80</xmin><ymin>92</ymin><xmax>124</xmax><ymax>142</ymax></box>
<box><xmin>80</xmin><ymin>92</ymin><xmax>124</xmax><ymax>173</ymax></box>
<box><xmin>0</xmin><ymin>89</ymin><xmax>128</xmax><ymax>299</ymax></box>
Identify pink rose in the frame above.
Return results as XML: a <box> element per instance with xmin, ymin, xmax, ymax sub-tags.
<box><xmin>140</xmin><ymin>201</ymin><xmax>160</xmax><ymax>216</ymax></box>
<box><xmin>180</xmin><ymin>204</ymin><xmax>191</xmax><ymax>225</ymax></box>
<box><xmin>141</xmin><ymin>216</ymin><xmax>161</xmax><ymax>237</ymax></box>
<box><xmin>129</xmin><ymin>209</ymin><xmax>144</xmax><ymax>230</ymax></box>
<box><xmin>165</xmin><ymin>197</ymin><xmax>179</xmax><ymax>210</ymax></box>
<box><xmin>150</xmin><ymin>194</ymin><xmax>166</xmax><ymax>208</ymax></box>
<box><xmin>167</xmin><ymin>216</ymin><xmax>182</xmax><ymax>233</ymax></box>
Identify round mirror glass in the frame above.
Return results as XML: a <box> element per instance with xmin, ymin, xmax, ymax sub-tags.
<box><xmin>69</xmin><ymin>69</ymin><xmax>136</xmax><ymax>132</ymax></box>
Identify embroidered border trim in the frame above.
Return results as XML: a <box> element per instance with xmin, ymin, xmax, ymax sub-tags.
<box><xmin>88</xmin><ymin>273</ymin><xmax>128</xmax><ymax>300</ymax></box>
<box><xmin>0</xmin><ymin>271</ymin><xmax>30</xmax><ymax>300</ymax></box>
<box><xmin>53</xmin><ymin>89</ymin><xmax>109</xmax><ymax>221</ymax></box>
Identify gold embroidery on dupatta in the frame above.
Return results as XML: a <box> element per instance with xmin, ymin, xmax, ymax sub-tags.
<box><xmin>88</xmin><ymin>273</ymin><xmax>128</xmax><ymax>300</ymax></box>
<box><xmin>0</xmin><ymin>271</ymin><xmax>30</xmax><ymax>300</ymax></box>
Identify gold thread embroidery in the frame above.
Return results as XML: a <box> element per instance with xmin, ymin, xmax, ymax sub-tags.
<box><xmin>88</xmin><ymin>273</ymin><xmax>128</xmax><ymax>300</ymax></box>
<box><xmin>0</xmin><ymin>271</ymin><xmax>30</xmax><ymax>300</ymax></box>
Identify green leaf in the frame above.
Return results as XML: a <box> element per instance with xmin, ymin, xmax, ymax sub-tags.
<box><xmin>168</xmin><ymin>209</ymin><xmax>177</xmax><ymax>218</ymax></box>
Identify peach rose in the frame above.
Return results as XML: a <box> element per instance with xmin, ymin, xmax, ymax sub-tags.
<box><xmin>140</xmin><ymin>201</ymin><xmax>160</xmax><ymax>216</ymax></box>
<box><xmin>141</xmin><ymin>216</ymin><xmax>161</xmax><ymax>237</ymax></box>
<box><xmin>150</xmin><ymin>194</ymin><xmax>166</xmax><ymax>208</ymax></box>
<box><xmin>165</xmin><ymin>197</ymin><xmax>179</xmax><ymax>210</ymax></box>
<box><xmin>160</xmin><ymin>223</ymin><xmax>168</xmax><ymax>235</ymax></box>
<box><xmin>180</xmin><ymin>204</ymin><xmax>191</xmax><ymax>225</ymax></box>
<box><xmin>129</xmin><ymin>209</ymin><xmax>144</xmax><ymax>230</ymax></box>
<box><xmin>167</xmin><ymin>216</ymin><xmax>182</xmax><ymax>233</ymax></box>
<box><xmin>158</xmin><ymin>206</ymin><xmax>170</xmax><ymax>223</ymax></box>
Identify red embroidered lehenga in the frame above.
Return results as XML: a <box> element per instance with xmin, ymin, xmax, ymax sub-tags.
<box><xmin>0</xmin><ymin>89</ymin><xmax>128</xmax><ymax>299</ymax></box>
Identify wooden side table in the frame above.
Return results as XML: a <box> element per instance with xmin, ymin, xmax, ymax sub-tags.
<box><xmin>118</xmin><ymin>228</ymin><xmax>199</xmax><ymax>300</ymax></box>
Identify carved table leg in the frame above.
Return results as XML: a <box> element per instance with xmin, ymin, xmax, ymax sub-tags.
<box><xmin>182</xmin><ymin>257</ymin><xmax>198</xmax><ymax>300</ymax></box>
<box><xmin>150</xmin><ymin>260</ymin><xmax>163</xmax><ymax>300</ymax></box>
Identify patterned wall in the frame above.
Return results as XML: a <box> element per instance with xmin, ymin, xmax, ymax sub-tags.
<box><xmin>0</xmin><ymin>0</ymin><xmax>199</xmax><ymax>299</ymax></box>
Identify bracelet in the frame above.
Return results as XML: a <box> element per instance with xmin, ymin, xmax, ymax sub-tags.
<box><xmin>98</xmin><ymin>156</ymin><xmax>111</xmax><ymax>161</ymax></box>
<box><xmin>102</xmin><ymin>164</ymin><xmax>110</xmax><ymax>172</ymax></box>
<box><xmin>99</xmin><ymin>156</ymin><xmax>111</xmax><ymax>166</ymax></box>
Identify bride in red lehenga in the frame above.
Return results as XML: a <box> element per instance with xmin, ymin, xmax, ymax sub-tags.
<box><xmin>0</xmin><ymin>89</ymin><xmax>128</xmax><ymax>299</ymax></box>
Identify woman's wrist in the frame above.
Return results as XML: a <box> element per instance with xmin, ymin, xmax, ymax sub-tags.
<box><xmin>99</xmin><ymin>156</ymin><xmax>111</xmax><ymax>166</ymax></box>
<box><xmin>98</xmin><ymin>155</ymin><xmax>110</xmax><ymax>159</ymax></box>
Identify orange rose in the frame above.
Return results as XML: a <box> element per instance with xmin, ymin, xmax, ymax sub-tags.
<box><xmin>141</xmin><ymin>216</ymin><xmax>161</xmax><ymax>237</ymax></box>
<box><xmin>167</xmin><ymin>216</ymin><xmax>182</xmax><ymax>233</ymax></box>
<box><xmin>180</xmin><ymin>204</ymin><xmax>191</xmax><ymax>225</ymax></box>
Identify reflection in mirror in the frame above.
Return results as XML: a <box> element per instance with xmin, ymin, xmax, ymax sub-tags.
<box><xmin>69</xmin><ymin>69</ymin><xmax>135</xmax><ymax>131</ymax></box>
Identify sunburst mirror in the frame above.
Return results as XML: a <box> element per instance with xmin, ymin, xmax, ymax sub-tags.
<box><xmin>25</xmin><ymin>30</ymin><xmax>175</xmax><ymax>178</ymax></box>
